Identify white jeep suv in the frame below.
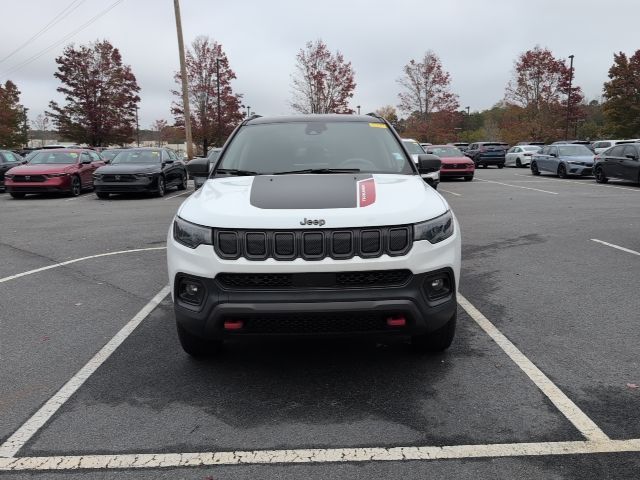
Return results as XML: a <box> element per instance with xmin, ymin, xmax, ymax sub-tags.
<box><xmin>167</xmin><ymin>114</ymin><xmax>461</xmax><ymax>357</ymax></box>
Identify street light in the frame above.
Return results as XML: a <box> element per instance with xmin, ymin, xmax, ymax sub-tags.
<box><xmin>247</xmin><ymin>106</ymin><xmax>251</xmax><ymax>117</ymax></box>
<box><xmin>357</xmin><ymin>105</ymin><xmax>361</xmax><ymax>115</ymax></box>
<box><xmin>465</xmin><ymin>106</ymin><xmax>470</xmax><ymax>115</ymax></box>
<box><xmin>565</xmin><ymin>54</ymin><xmax>574</xmax><ymax>139</ymax></box>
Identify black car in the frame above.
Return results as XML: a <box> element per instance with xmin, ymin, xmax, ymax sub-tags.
<box><xmin>594</xmin><ymin>143</ymin><xmax>640</xmax><ymax>185</ymax></box>
<box><xmin>100</xmin><ymin>148</ymin><xmax>126</xmax><ymax>163</ymax></box>
<box><xmin>0</xmin><ymin>150</ymin><xmax>25</xmax><ymax>191</ymax></box>
<box><xmin>465</xmin><ymin>142</ymin><xmax>508</xmax><ymax>168</ymax></box>
<box><xmin>93</xmin><ymin>148</ymin><xmax>188</xmax><ymax>198</ymax></box>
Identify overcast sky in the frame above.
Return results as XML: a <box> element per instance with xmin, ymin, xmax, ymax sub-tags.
<box><xmin>2</xmin><ymin>0</ymin><xmax>639</xmax><ymax>128</ymax></box>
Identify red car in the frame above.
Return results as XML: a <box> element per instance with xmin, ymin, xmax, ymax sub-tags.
<box><xmin>425</xmin><ymin>145</ymin><xmax>475</xmax><ymax>181</ymax></box>
<box><xmin>5</xmin><ymin>149</ymin><xmax>105</xmax><ymax>198</ymax></box>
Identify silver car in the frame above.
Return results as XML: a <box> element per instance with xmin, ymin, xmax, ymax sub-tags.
<box><xmin>530</xmin><ymin>144</ymin><xmax>595</xmax><ymax>178</ymax></box>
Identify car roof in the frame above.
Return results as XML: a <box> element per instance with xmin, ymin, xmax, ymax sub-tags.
<box><xmin>245</xmin><ymin>114</ymin><xmax>380</xmax><ymax>125</ymax></box>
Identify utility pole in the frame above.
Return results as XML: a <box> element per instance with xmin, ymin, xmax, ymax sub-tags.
<box><xmin>357</xmin><ymin>105</ymin><xmax>361</xmax><ymax>115</ymax></box>
<box><xmin>216</xmin><ymin>57</ymin><xmax>221</xmax><ymax>147</ymax></box>
<box><xmin>135</xmin><ymin>105</ymin><xmax>140</xmax><ymax>146</ymax></box>
<box><xmin>247</xmin><ymin>106</ymin><xmax>251</xmax><ymax>117</ymax></box>
<box><xmin>173</xmin><ymin>0</ymin><xmax>194</xmax><ymax>160</ymax></box>
<box><xmin>565</xmin><ymin>54</ymin><xmax>574</xmax><ymax>140</ymax></box>
<box><xmin>466</xmin><ymin>106</ymin><xmax>470</xmax><ymax>116</ymax></box>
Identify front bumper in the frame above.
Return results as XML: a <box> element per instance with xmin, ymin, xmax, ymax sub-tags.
<box><xmin>475</xmin><ymin>156</ymin><xmax>505</xmax><ymax>165</ymax></box>
<box><xmin>440</xmin><ymin>166</ymin><xmax>474</xmax><ymax>177</ymax></box>
<box><xmin>94</xmin><ymin>177</ymin><xmax>155</xmax><ymax>193</ymax></box>
<box><xmin>6</xmin><ymin>177</ymin><xmax>71</xmax><ymax>193</ymax></box>
<box><xmin>566</xmin><ymin>164</ymin><xmax>593</xmax><ymax>176</ymax></box>
<box><xmin>167</xmin><ymin>219</ymin><xmax>461</xmax><ymax>340</ymax></box>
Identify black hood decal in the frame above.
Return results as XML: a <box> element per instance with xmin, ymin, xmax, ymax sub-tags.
<box><xmin>250</xmin><ymin>174</ymin><xmax>374</xmax><ymax>209</ymax></box>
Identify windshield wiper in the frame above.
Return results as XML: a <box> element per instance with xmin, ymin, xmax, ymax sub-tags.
<box><xmin>214</xmin><ymin>168</ymin><xmax>259</xmax><ymax>176</ymax></box>
<box><xmin>272</xmin><ymin>168</ymin><xmax>361</xmax><ymax>175</ymax></box>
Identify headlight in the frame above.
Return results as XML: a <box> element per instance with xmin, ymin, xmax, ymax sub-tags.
<box><xmin>567</xmin><ymin>160</ymin><xmax>584</xmax><ymax>165</ymax></box>
<box><xmin>173</xmin><ymin>216</ymin><xmax>212</xmax><ymax>249</ymax></box>
<box><xmin>5</xmin><ymin>174</ymin><xmax>13</xmax><ymax>179</ymax></box>
<box><xmin>136</xmin><ymin>173</ymin><xmax>152</xmax><ymax>178</ymax></box>
<box><xmin>45</xmin><ymin>173</ymin><xmax>69</xmax><ymax>178</ymax></box>
<box><xmin>414</xmin><ymin>211</ymin><xmax>454</xmax><ymax>244</ymax></box>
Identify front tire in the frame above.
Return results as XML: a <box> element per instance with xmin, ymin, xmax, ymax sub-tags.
<box><xmin>154</xmin><ymin>176</ymin><xmax>166</xmax><ymax>197</ymax></box>
<box><xmin>96</xmin><ymin>192</ymin><xmax>110</xmax><ymax>199</ymax></box>
<box><xmin>412</xmin><ymin>310</ymin><xmax>456</xmax><ymax>353</ymax></box>
<box><xmin>464</xmin><ymin>175</ymin><xmax>473</xmax><ymax>181</ymax></box>
<box><xmin>69</xmin><ymin>176</ymin><xmax>81</xmax><ymax>197</ymax></box>
<box><xmin>177</xmin><ymin>324</ymin><xmax>222</xmax><ymax>358</ymax></box>
<box><xmin>10</xmin><ymin>192</ymin><xmax>25</xmax><ymax>199</ymax></box>
<box><xmin>594</xmin><ymin>167</ymin><xmax>608</xmax><ymax>184</ymax></box>
<box><xmin>531</xmin><ymin>161</ymin><xmax>540</xmax><ymax>176</ymax></box>
<box><xmin>498</xmin><ymin>163</ymin><xmax>504</xmax><ymax>169</ymax></box>
<box><xmin>177</xmin><ymin>172</ymin><xmax>187</xmax><ymax>190</ymax></box>
<box><xmin>558</xmin><ymin>164</ymin><xmax>568</xmax><ymax>179</ymax></box>
<box><xmin>516</xmin><ymin>158</ymin><xmax>522</xmax><ymax>168</ymax></box>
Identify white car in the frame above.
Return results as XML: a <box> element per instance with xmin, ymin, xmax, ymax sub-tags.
<box><xmin>591</xmin><ymin>140</ymin><xmax>630</xmax><ymax>155</ymax></box>
<box><xmin>505</xmin><ymin>145</ymin><xmax>541</xmax><ymax>167</ymax></box>
<box><xmin>402</xmin><ymin>138</ymin><xmax>440</xmax><ymax>189</ymax></box>
<box><xmin>168</xmin><ymin>114</ymin><xmax>461</xmax><ymax>357</ymax></box>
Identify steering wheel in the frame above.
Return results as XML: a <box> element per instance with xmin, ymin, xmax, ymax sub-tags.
<box><xmin>338</xmin><ymin>158</ymin><xmax>377</xmax><ymax>170</ymax></box>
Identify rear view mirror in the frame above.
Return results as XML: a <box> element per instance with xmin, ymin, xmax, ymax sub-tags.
<box><xmin>417</xmin><ymin>154</ymin><xmax>441</xmax><ymax>173</ymax></box>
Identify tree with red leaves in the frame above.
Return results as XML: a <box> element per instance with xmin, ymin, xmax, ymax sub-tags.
<box><xmin>291</xmin><ymin>40</ymin><xmax>356</xmax><ymax>114</ymax></box>
<box><xmin>0</xmin><ymin>80</ymin><xmax>27</xmax><ymax>148</ymax></box>
<box><xmin>603</xmin><ymin>50</ymin><xmax>640</xmax><ymax>138</ymax></box>
<box><xmin>172</xmin><ymin>36</ymin><xmax>244</xmax><ymax>155</ymax></box>
<box><xmin>48</xmin><ymin>40</ymin><xmax>140</xmax><ymax>147</ymax></box>
<box><xmin>504</xmin><ymin>46</ymin><xmax>584</xmax><ymax>141</ymax></box>
<box><xmin>397</xmin><ymin>51</ymin><xmax>459</xmax><ymax>121</ymax></box>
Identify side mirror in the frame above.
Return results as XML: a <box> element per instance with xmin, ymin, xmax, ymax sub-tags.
<box><xmin>81</xmin><ymin>159</ymin><xmax>91</xmax><ymax>164</ymax></box>
<box><xmin>186</xmin><ymin>157</ymin><xmax>210</xmax><ymax>177</ymax></box>
<box><xmin>626</xmin><ymin>154</ymin><xmax>638</xmax><ymax>160</ymax></box>
<box><xmin>550</xmin><ymin>153</ymin><xmax>557</xmax><ymax>157</ymax></box>
<box><xmin>417</xmin><ymin>154</ymin><xmax>441</xmax><ymax>173</ymax></box>
<box><xmin>103</xmin><ymin>159</ymin><xmax>110</xmax><ymax>164</ymax></box>
<box><xmin>163</xmin><ymin>159</ymin><xmax>174</xmax><ymax>165</ymax></box>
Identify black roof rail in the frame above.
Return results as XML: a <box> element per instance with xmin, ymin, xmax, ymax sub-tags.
<box><xmin>241</xmin><ymin>114</ymin><xmax>262</xmax><ymax>126</ymax></box>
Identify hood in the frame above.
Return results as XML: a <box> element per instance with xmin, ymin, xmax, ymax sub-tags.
<box><xmin>96</xmin><ymin>163</ymin><xmax>161</xmax><ymax>174</ymax></box>
<box><xmin>441</xmin><ymin>156</ymin><xmax>473</xmax><ymax>165</ymax></box>
<box><xmin>6</xmin><ymin>163</ymin><xmax>77</xmax><ymax>175</ymax></box>
<box><xmin>178</xmin><ymin>174</ymin><xmax>449</xmax><ymax>229</ymax></box>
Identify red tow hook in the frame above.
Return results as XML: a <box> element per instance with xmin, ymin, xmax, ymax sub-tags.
<box><xmin>386</xmin><ymin>315</ymin><xmax>407</xmax><ymax>327</ymax></box>
<box><xmin>224</xmin><ymin>320</ymin><xmax>244</xmax><ymax>330</ymax></box>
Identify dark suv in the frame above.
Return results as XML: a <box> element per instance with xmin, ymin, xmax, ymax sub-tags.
<box><xmin>465</xmin><ymin>142</ymin><xmax>508</xmax><ymax>168</ymax></box>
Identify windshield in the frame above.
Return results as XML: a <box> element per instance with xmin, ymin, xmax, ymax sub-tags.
<box><xmin>218</xmin><ymin>121</ymin><xmax>414</xmax><ymax>175</ymax></box>
<box><xmin>101</xmin><ymin>150</ymin><xmax>122</xmax><ymax>161</ymax></box>
<box><xmin>523</xmin><ymin>146</ymin><xmax>541</xmax><ymax>151</ymax></box>
<box><xmin>29</xmin><ymin>151</ymin><xmax>79</xmax><ymax>164</ymax></box>
<box><xmin>558</xmin><ymin>145</ymin><xmax>593</xmax><ymax>156</ymax></box>
<box><xmin>207</xmin><ymin>149</ymin><xmax>221</xmax><ymax>161</ymax></box>
<box><xmin>112</xmin><ymin>150</ymin><xmax>161</xmax><ymax>164</ymax></box>
<box><xmin>427</xmin><ymin>146</ymin><xmax>463</xmax><ymax>157</ymax></box>
<box><xmin>402</xmin><ymin>140</ymin><xmax>425</xmax><ymax>155</ymax></box>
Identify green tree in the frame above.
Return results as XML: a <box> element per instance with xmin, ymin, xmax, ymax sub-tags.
<box><xmin>602</xmin><ymin>50</ymin><xmax>640</xmax><ymax>138</ymax></box>
<box><xmin>0</xmin><ymin>80</ymin><xmax>28</xmax><ymax>148</ymax></box>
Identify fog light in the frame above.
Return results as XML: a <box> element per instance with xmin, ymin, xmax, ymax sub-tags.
<box><xmin>424</xmin><ymin>273</ymin><xmax>452</xmax><ymax>301</ymax></box>
<box><xmin>178</xmin><ymin>278</ymin><xmax>204</xmax><ymax>305</ymax></box>
<box><xmin>430</xmin><ymin>278</ymin><xmax>444</xmax><ymax>291</ymax></box>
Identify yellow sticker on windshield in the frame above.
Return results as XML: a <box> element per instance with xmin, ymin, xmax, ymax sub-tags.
<box><xmin>369</xmin><ymin>123</ymin><xmax>387</xmax><ymax>128</ymax></box>
<box><xmin>70</xmin><ymin>153</ymin><xmax>78</xmax><ymax>158</ymax></box>
<box><xmin>152</xmin><ymin>151</ymin><xmax>159</xmax><ymax>156</ymax></box>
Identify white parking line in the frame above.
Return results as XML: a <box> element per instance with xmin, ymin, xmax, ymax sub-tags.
<box><xmin>1</xmin><ymin>439</ymin><xmax>639</xmax><ymax>471</ymax></box>
<box><xmin>513</xmin><ymin>174</ymin><xmax>640</xmax><ymax>192</ymax></box>
<box><xmin>438</xmin><ymin>188</ymin><xmax>462</xmax><ymax>197</ymax></box>
<box><xmin>164</xmin><ymin>190</ymin><xmax>193</xmax><ymax>200</ymax></box>
<box><xmin>457</xmin><ymin>294</ymin><xmax>609</xmax><ymax>441</ymax></box>
<box><xmin>0</xmin><ymin>247</ymin><xmax>166</xmax><ymax>284</ymax></box>
<box><xmin>474</xmin><ymin>178</ymin><xmax>558</xmax><ymax>195</ymax></box>
<box><xmin>0</xmin><ymin>286</ymin><xmax>171</xmax><ymax>458</ymax></box>
<box><xmin>591</xmin><ymin>239</ymin><xmax>640</xmax><ymax>257</ymax></box>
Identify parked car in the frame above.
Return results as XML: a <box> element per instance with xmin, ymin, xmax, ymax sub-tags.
<box><xmin>448</xmin><ymin>142</ymin><xmax>469</xmax><ymax>152</ymax></box>
<box><xmin>594</xmin><ymin>143</ymin><xmax>640</xmax><ymax>184</ymax></box>
<box><xmin>168</xmin><ymin>113</ymin><xmax>458</xmax><ymax>357</ymax></box>
<box><xmin>465</xmin><ymin>142</ymin><xmax>508</xmax><ymax>168</ymax></box>
<box><xmin>93</xmin><ymin>147</ymin><xmax>187</xmax><ymax>198</ymax></box>
<box><xmin>505</xmin><ymin>145</ymin><xmax>541</xmax><ymax>168</ymax></box>
<box><xmin>189</xmin><ymin>148</ymin><xmax>221</xmax><ymax>190</ymax></box>
<box><xmin>516</xmin><ymin>141</ymin><xmax>545</xmax><ymax>146</ymax></box>
<box><xmin>419</xmin><ymin>142</ymin><xmax>432</xmax><ymax>150</ymax></box>
<box><xmin>100</xmin><ymin>148</ymin><xmax>126</xmax><ymax>163</ymax></box>
<box><xmin>530</xmin><ymin>144</ymin><xmax>595</xmax><ymax>178</ymax></box>
<box><xmin>402</xmin><ymin>138</ymin><xmax>440</xmax><ymax>189</ymax></box>
<box><xmin>4</xmin><ymin>149</ymin><xmax>104</xmax><ymax>198</ymax></box>
<box><xmin>425</xmin><ymin>145</ymin><xmax>474</xmax><ymax>181</ymax></box>
<box><xmin>0</xmin><ymin>150</ymin><xmax>25</xmax><ymax>191</ymax></box>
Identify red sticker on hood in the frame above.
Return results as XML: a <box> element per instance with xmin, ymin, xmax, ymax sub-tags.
<box><xmin>357</xmin><ymin>178</ymin><xmax>376</xmax><ymax>207</ymax></box>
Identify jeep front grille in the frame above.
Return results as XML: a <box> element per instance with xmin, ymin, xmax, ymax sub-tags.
<box><xmin>213</xmin><ymin>226</ymin><xmax>412</xmax><ymax>261</ymax></box>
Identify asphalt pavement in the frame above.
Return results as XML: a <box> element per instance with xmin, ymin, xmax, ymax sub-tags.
<box><xmin>1</xmin><ymin>171</ymin><xmax>638</xmax><ymax>479</ymax></box>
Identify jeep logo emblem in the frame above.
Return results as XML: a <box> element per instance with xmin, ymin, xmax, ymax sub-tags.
<box><xmin>115</xmin><ymin>175</ymin><xmax>121</xmax><ymax>181</ymax></box>
<box><xmin>300</xmin><ymin>218</ymin><xmax>326</xmax><ymax>227</ymax></box>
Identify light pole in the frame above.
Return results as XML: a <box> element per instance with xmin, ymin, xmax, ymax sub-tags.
<box><xmin>247</xmin><ymin>106</ymin><xmax>251</xmax><ymax>117</ymax></box>
<box><xmin>173</xmin><ymin>0</ymin><xmax>194</xmax><ymax>159</ymax></box>
<box><xmin>565</xmin><ymin>54</ymin><xmax>574</xmax><ymax>140</ymax></box>
<box><xmin>216</xmin><ymin>57</ymin><xmax>221</xmax><ymax>147</ymax></box>
<box><xmin>357</xmin><ymin>105</ymin><xmax>361</xmax><ymax>115</ymax></box>
<box><xmin>466</xmin><ymin>106</ymin><xmax>470</xmax><ymax>116</ymax></box>
<box><xmin>135</xmin><ymin>104</ymin><xmax>140</xmax><ymax>146</ymax></box>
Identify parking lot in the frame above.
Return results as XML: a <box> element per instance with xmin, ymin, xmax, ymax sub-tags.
<box><xmin>1</xmin><ymin>169</ymin><xmax>639</xmax><ymax>479</ymax></box>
